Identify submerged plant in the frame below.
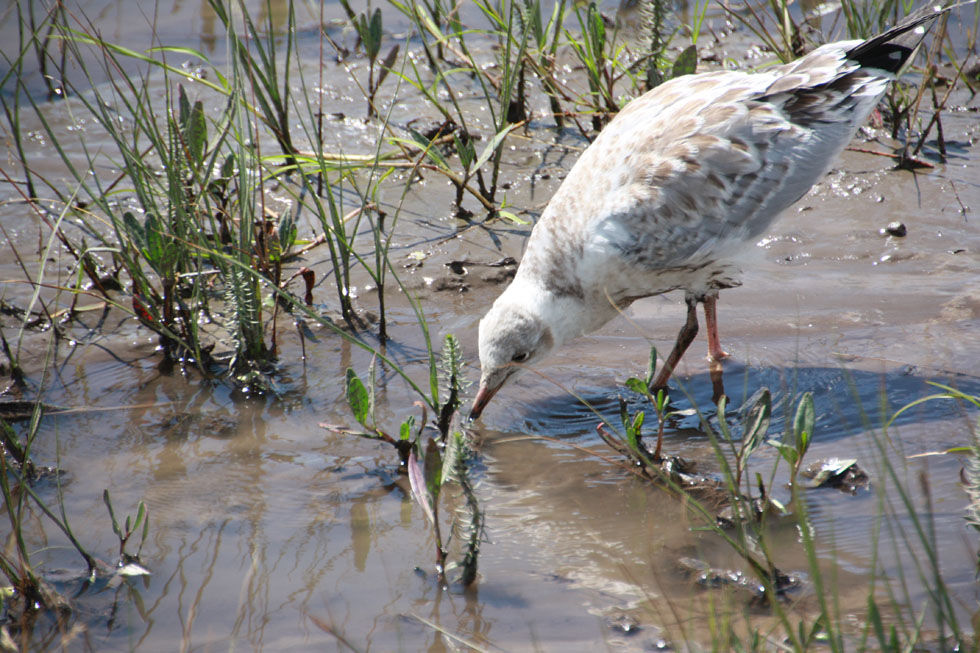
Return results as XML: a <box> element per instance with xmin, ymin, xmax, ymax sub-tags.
<box><xmin>335</xmin><ymin>333</ymin><xmax>481</xmax><ymax>585</ymax></box>
<box><xmin>407</xmin><ymin>414</ymin><xmax>483</xmax><ymax>586</ymax></box>
<box><xmin>102</xmin><ymin>490</ymin><xmax>150</xmax><ymax>569</ymax></box>
<box><xmin>0</xmin><ymin>400</ymin><xmax>96</xmax><ymax>624</ymax></box>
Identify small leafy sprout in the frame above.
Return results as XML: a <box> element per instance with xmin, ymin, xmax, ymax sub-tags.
<box><xmin>346</xmin><ymin>6</ymin><xmax>399</xmax><ymax>117</ymax></box>
<box><xmin>620</xmin><ymin>346</ymin><xmax>669</xmax><ymax>461</ymax></box>
<box><xmin>340</xmin><ymin>365</ymin><xmax>420</xmax><ymax>468</ymax></box>
<box><xmin>768</xmin><ymin>392</ymin><xmax>815</xmax><ymax>481</ymax></box>
<box><xmin>102</xmin><ymin>490</ymin><xmax>150</xmax><ymax>569</ymax></box>
<box><xmin>716</xmin><ymin>388</ymin><xmax>772</xmax><ymax>491</ymax></box>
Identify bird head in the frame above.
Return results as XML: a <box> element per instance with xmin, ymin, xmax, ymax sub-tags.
<box><xmin>470</xmin><ymin>299</ymin><xmax>555</xmax><ymax>420</ymax></box>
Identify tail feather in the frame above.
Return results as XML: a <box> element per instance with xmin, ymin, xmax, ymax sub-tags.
<box><xmin>845</xmin><ymin>3</ymin><xmax>961</xmax><ymax>73</ymax></box>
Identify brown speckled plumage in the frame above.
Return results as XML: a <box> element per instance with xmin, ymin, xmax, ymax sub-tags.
<box><xmin>471</xmin><ymin>5</ymin><xmax>952</xmax><ymax>419</ymax></box>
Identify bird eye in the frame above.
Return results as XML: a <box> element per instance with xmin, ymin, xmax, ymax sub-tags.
<box><xmin>511</xmin><ymin>352</ymin><xmax>530</xmax><ymax>363</ymax></box>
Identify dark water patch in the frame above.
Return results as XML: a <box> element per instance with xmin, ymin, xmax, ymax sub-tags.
<box><xmin>503</xmin><ymin>362</ymin><xmax>980</xmax><ymax>452</ymax></box>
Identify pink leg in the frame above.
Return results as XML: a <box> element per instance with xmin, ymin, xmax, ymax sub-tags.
<box><xmin>703</xmin><ymin>294</ymin><xmax>730</xmax><ymax>362</ymax></box>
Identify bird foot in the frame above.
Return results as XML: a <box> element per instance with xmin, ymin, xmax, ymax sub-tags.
<box><xmin>707</xmin><ymin>348</ymin><xmax>731</xmax><ymax>362</ymax></box>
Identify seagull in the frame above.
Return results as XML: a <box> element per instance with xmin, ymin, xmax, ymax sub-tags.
<box><xmin>471</xmin><ymin>5</ymin><xmax>954</xmax><ymax>419</ymax></box>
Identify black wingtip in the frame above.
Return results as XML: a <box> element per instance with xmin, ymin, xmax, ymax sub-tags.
<box><xmin>848</xmin><ymin>42</ymin><xmax>918</xmax><ymax>74</ymax></box>
<box><xmin>846</xmin><ymin>3</ymin><xmax>950</xmax><ymax>73</ymax></box>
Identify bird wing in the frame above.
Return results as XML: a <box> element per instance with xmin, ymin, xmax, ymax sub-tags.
<box><xmin>565</xmin><ymin>49</ymin><xmax>889</xmax><ymax>272</ymax></box>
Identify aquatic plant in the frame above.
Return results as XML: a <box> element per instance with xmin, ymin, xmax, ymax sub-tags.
<box><xmin>595</xmin><ymin>366</ymin><xmax>980</xmax><ymax>650</ymax></box>
<box><xmin>0</xmin><ymin>399</ymin><xmax>96</xmax><ymax>625</ymax></box>
<box><xmin>102</xmin><ymin>490</ymin><xmax>150</xmax><ymax>568</ymax></box>
<box><xmin>338</xmin><ymin>2</ymin><xmax>401</xmax><ymax>118</ymax></box>
<box><xmin>338</xmin><ymin>333</ymin><xmax>481</xmax><ymax>586</ymax></box>
<box><xmin>382</xmin><ymin>0</ymin><xmax>528</xmax><ymax>217</ymax></box>
<box><xmin>568</xmin><ymin>1</ymin><xmax>621</xmax><ymax>130</ymax></box>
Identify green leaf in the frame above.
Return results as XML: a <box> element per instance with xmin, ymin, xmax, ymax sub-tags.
<box><xmin>144</xmin><ymin>213</ymin><xmax>164</xmax><ymax>264</ymax></box>
<box><xmin>277</xmin><ymin>213</ymin><xmax>297</xmax><ymax>252</ymax></box>
<box><xmin>376</xmin><ymin>44</ymin><xmax>399</xmax><ymax>88</ymax></box>
<box><xmin>399</xmin><ymin>416</ymin><xmax>415</xmax><ymax>441</ymax></box>
<box><xmin>178</xmin><ymin>84</ymin><xmax>191</xmax><ymax>126</ymax></box>
<box><xmin>221</xmin><ymin>153</ymin><xmax>235</xmax><ymax>178</ymax></box>
<box><xmin>414</xmin><ymin>3</ymin><xmax>443</xmax><ymax>40</ymax></box>
<box><xmin>624</xmin><ymin>377</ymin><xmax>647</xmax><ymax>396</ymax></box>
<box><xmin>140</xmin><ymin>507</ymin><xmax>150</xmax><ymax>547</ymax></box>
<box><xmin>345</xmin><ymin>368</ymin><xmax>370</xmax><ymax>426</ymax></box>
<box><xmin>619</xmin><ymin>397</ymin><xmax>639</xmax><ymax>452</ymax></box>
<box><xmin>133</xmin><ymin>500</ymin><xmax>146</xmax><ymax>533</ymax></box>
<box><xmin>424</xmin><ymin>437</ymin><xmax>443</xmax><ymax>500</ymax></box>
<box><xmin>355</xmin><ymin>13</ymin><xmax>368</xmax><ymax>43</ymax></box>
<box><xmin>103</xmin><ymin>489</ymin><xmax>121</xmax><ymax>538</ymax></box>
<box><xmin>794</xmin><ymin>392</ymin><xmax>815</xmax><ymax>456</ymax></box>
<box><xmin>587</xmin><ymin>3</ymin><xmax>605</xmax><ymax>53</ymax></box>
<box><xmin>123</xmin><ymin>212</ymin><xmax>145</xmax><ymax>248</ymax></box>
<box><xmin>768</xmin><ymin>439</ymin><xmax>798</xmax><ymax>467</ymax></box>
<box><xmin>367</xmin><ymin>8</ymin><xmax>383</xmax><ymax>61</ymax></box>
<box><xmin>496</xmin><ymin>209</ymin><xmax>529</xmax><ymax>225</ymax></box>
<box><xmin>454</xmin><ymin>133</ymin><xmax>474</xmax><ymax>169</ymax></box>
<box><xmin>404</xmin><ymin>130</ymin><xmax>450</xmax><ymax>170</ymax></box>
<box><xmin>184</xmin><ymin>99</ymin><xmax>207</xmax><ymax>166</ymax></box>
<box><xmin>472</xmin><ymin>122</ymin><xmax>519</xmax><ymax>173</ymax></box>
<box><xmin>670</xmin><ymin>44</ymin><xmax>698</xmax><ymax>79</ymax></box>
<box><xmin>631</xmin><ymin>410</ymin><xmax>645</xmax><ymax>435</ymax></box>
<box><xmin>742</xmin><ymin>388</ymin><xmax>771</xmax><ymax>457</ymax></box>
<box><xmin>645</xmin><ymin>346</ymin><xmax>658</xmax><ymax>387</ymax></box>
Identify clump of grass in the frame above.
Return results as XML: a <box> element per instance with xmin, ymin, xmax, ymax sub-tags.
<box><xmin>380</xmin><ymin>0</ymin><xmax>531</xmax><ymax>218</ymax></box>
<box><xmin>3</xmin><ymin>18</ymin><xmax>278</xmax><ymax>385</ymax></box>
<box><xmin>2</xmin><ymin>1</ymin><xmax>418</xmax><ymax>391</ymax></box>
<box><xmin>719</xmin><ymin>0</ymin><xmax>805</xmax><ymax>63</ymax></box>
<box><xmin>568</xmin><ymin>1</ymin><xmax>622</xmax><ymax>131</ymax></box>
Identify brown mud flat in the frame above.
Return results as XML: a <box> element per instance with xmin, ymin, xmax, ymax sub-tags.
<box><xmin>2</xmin><ymin>1</ymin><xmax>979</xmax><ymax>650</ymax></box>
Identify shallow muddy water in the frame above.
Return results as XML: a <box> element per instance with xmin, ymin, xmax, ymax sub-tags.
<box><xmin>2</xmin><ymin>1</ymin><xmax>980</xmax><ymax>650</ymax></box>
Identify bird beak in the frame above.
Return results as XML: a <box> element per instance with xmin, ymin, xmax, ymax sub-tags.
<box><xmin>469</xmin><ymin>383</ymin><xmax>499</xmax><ymax>420</ymax></box>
